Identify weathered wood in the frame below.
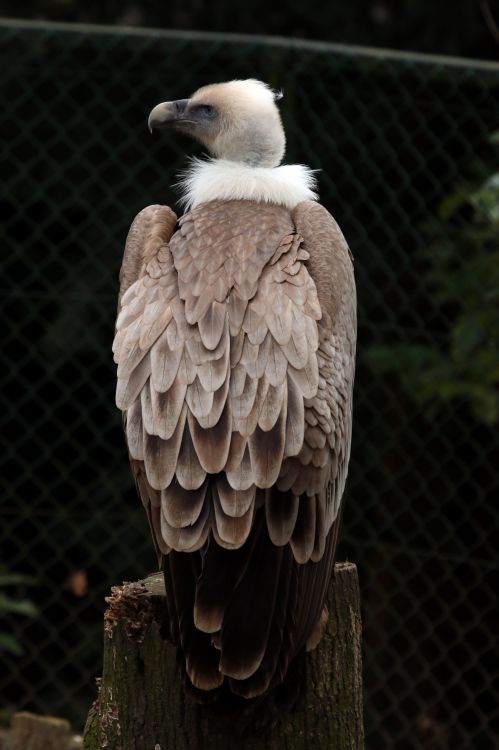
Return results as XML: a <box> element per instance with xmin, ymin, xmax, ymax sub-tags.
<box><xmin>11</xmin><ymin>711</ymin><xmax>73</xmax><ymax>750</ymax></box>
<box><xmin>83</xmin><ymin>563</ymin><xmax>363</xmax><ymax>750</ymax></box>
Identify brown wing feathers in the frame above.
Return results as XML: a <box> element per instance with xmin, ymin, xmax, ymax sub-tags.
<box><xmin>114</xmin><ymin>198</ymin><xmax>355</xmax><ymax>698</ymax></box>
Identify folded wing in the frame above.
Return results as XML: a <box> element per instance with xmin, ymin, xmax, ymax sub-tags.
<box><xmin>114</xmin><ymin>198</ymin><xmax>356</xmax><ymax>696</ymax></box>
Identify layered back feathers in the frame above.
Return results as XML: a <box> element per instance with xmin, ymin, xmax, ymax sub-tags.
<box><xmin>113</xmin><ymin>201</ymin><xmax>341</xmax><ymax>560</ymax></box>
<box><xmin>114</xmin><ymin>186</ymin><xmax>355</xmax><ymax>698</ymax></box>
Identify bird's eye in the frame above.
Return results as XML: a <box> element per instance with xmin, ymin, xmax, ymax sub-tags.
<box><xmin>193</xmin><ymin>104</ymin><xmax>216</xmax><ymax>118</ymax></box>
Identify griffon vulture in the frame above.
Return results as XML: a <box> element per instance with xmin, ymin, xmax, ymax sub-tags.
<box><xmin>113</xmin><ymin>79</ymin><xmax>356</xmax><ymax>706</ymax></box>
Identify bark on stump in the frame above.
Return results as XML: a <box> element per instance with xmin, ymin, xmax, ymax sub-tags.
<box><xmin>83</xmin><ymin>562</ymin><xmax>363</xmax><ymax>750</ymax></box>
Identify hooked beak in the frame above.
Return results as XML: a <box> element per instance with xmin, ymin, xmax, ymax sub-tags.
<box><xmin>148</xmin><ymin>99</ymin><xmax>190</xmax><ymax>133</ymax></box>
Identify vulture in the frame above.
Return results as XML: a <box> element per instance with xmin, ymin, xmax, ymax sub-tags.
<box><xmin>113</xmin><ymin>79</ymin><xmax>356</xmax><ymax>710</ymax></box>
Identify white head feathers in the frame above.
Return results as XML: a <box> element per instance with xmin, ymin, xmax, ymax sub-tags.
<box><xmin>188</xmin><ymin>79</ymin><xmax>286</xmax><ymax>168</ymax></box>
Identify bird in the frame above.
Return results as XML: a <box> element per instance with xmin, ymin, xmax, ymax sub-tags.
<box><xmin>113</xmin><ymin>79</ymin><xmax>356</xmax><ymax>711</ymax></box>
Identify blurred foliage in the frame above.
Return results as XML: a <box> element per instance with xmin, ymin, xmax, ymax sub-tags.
<box><xmin>0</xmin><ymin>570</ymin><xmax>36</xmax><ymax>656</ymax></box>
<box><xmin>368</xmin><ymin>143</ymin><xmax>499</xmax><ymax>425</ymax></box>
<box><xmin>0</xmin><ymin>0</ymin><xmax>498</xmax><ymax>60</ymax></box>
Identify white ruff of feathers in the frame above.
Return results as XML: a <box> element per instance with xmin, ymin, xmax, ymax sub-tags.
<box><xmin>177</xmin><ymin>158</ymin><xmax>319</xmax><ymax>211</ymax></box>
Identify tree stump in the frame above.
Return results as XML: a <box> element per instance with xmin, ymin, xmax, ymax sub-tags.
<box><xmin>11</xmin><ymin>712</ymin><xmax>74</xmax><ymax>750</ymax></box>
<box><xmin>83</xmin><ymin>563</ymin><xmax>363</xmax><ymax>750</ymax></box>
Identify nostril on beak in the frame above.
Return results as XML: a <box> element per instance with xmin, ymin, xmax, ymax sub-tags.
<box><xmin>174</xmin><ymin>99</ymin><xmax>189</xmax><ymax>115</ymax></box>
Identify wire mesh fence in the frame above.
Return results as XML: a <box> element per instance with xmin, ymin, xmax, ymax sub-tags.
<box><xmin>1</xmin><ymin>18</ymin><xmax>498</xmax><ymax>749</ymax></box>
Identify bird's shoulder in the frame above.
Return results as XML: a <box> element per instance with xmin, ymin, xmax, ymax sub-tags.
<box><xmin>292</xmin><ymin>200</ymin><xmax>356</xmax><ymax>332</ymax></box>
<box><xmin>119</xmin><ymin>204</ymin><xmax>177</xmax><ymax>308</ymax></box>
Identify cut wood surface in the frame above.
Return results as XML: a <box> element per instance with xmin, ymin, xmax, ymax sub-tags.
<box><xmin>10</xmin><ymin>711</ymin><xmax>74</xmax><ymax>750</ymax></box>
<box><xmin>84</xmin><ymin>563</ymin><xmax>363</xmax><ymax>750</ymax></box>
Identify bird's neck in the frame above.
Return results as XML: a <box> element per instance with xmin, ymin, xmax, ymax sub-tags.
<box><xmin>176</xmin><ymin>158</ymin><xmax>318</xmax><ymax>211</ymax></box>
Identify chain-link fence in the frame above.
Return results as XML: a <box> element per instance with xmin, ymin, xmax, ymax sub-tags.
<box><xmin>1</xmin><ymin>18</ymin><xmax>498</xmax><ymax>749</ymax></box>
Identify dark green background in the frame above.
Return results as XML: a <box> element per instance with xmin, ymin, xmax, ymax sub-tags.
<box><xmin>1</xmin><ymin>18</ymin><xmax>498</xmax><ymax>750</ymax></box>
<box><xmin>1</xmin><ymin>0</ymin><xmax>499</xmax><ymax>60</ymax></box>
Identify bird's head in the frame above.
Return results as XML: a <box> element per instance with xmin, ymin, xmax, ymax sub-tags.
<box><xmin>148</xmin><ymin>79</ymin><xmax>285</xmax><ymax>169</ymax></box>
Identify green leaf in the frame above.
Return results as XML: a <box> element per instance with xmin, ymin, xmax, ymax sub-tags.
<box><xmin>0</xmin><ymin>631</ymin><xmax>23</xmax><ymax>655</ymax></box>
<box><xmin>438</xmin><ymin>189</ymin><xmax>468</xmax><ymax>220</ymax></box>
<box><xmin>0</xmin><ymin>573</ymin><xmax>34</xmax><ymax>587</ymax></box>
<box><xmin>0</xmin><ymin>594</ymin><xmax>37</xmax><ymax>617</ymax></box>
<box><xmin>472</xmin><ymin>390</ymin><xmax>499</xmax><ymax>425</ymax></box>
<box><xmin>451</xmin><ymin>316</ymin><xmax>483</xmax><ymax>359</ymax></box>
